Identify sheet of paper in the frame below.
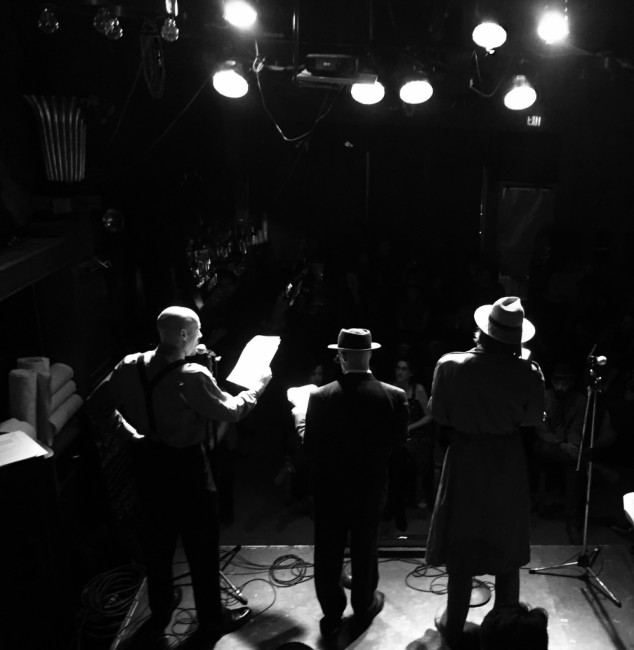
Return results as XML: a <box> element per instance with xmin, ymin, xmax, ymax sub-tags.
<box><xmin>226</xmin><ymin>335</ymin><xmax>280</xmax><ymax>389</ymax></box>
<box><xmin>287</xmin><ymin>384</ymin><xmax>318</xmax><ymax>411</ymax></box>
<box><xmin>0</xmin><ymin>430</ymin><xmax>48</xmax><ymax>468</ymax></box>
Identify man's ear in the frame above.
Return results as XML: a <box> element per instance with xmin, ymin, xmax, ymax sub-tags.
<box><xmin>180</xmin><ymin>328</ymin><xmax>188</xmax><ymax>341</ymax></box>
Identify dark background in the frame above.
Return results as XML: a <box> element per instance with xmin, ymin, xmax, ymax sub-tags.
<box><xmin>3</xmin><ymin>4</ymin><xmax>634</xmax><ymax>648</ymax></box>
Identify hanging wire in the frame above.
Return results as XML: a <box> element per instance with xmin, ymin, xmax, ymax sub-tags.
<box><xmin>252</xmin><ymin>39</ymin><xmax>344</xmax><ymax>143</ymax></box>
<box><xmin>107</xmin><ymin>61</ymin><xmax>143</xmax><ymax>149</ymax></box>
<box><xmin>141</xmin><ymin>18</ymin><xmax>166</xmax><ymax>99</ymax></box>
<box><xmin>468</xmin><ymin>49</ymin><xmax>514</xmax><ymax>98</ymax></box>
<box><xmin>94</xmin><ymin>74</ymin><xmax>210</xmax><ymax>182</ymax></box>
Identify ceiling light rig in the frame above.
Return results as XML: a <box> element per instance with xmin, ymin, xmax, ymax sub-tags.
<box><xmin>38</xmin><ymin>5</ymin><xmax>59</xmax><ymax>34</ymax></box>
<box><xmin>92</xmin><ymin>6</ymin><xmax>122</xmax><ymax>40</ymax></box>
<box><xmin>160</xmin><ymin>0</ymin><xmax>179</xmax><ymax>42</ymax></box>
<box><xmin>537</xmin><ymin>1</ymin><xmax>570</xmax><ymax>45</ymax></box>
<box><xmin>223</xmin><ymin>0</ymin><xmax>258</xmax><ymax>29</ymax></box>
<box><xmin>472</xmin><ymin>21</ymin><xmax>507</xmax><ymax>54</ymax></box>
<box><xmin>503</xmin><ymin>74</ymin><xmax>537</xmax><ymax>110</ymax></box>
<box><xmin>399</xmin><ymin>76</ymin><xmax>434</xmax><ymax>104</ymax></box>
<box><xmin>351</xmin><ymin>79</ymin><xmax>385</xmax><ymax>105</ymax></box>
<box><xmin>212</xmin><ymin>60</ymin><xmax>249</xmax><ymax>98</ymax></box>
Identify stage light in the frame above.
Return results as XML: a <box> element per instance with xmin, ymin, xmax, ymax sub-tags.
<box><xmin>38</xmin><ymin>6</ymin><xmax>59</xmax><ymax>34</ymax></box>
<box><xmin>213</xmin><ymin>61</ymin><xmax>249</xmax><ymax>98</ymax></box>
<box><xmin>161</xmin><ymin>0</ymin><xmax>179</xmax><ymax>41</ymax></box>
<box><xmin>106</xmin><ymin>17</ymin><xmax>123</xmax><ymax>40</ymax></box>
<box><xmin>93</xmin><ymin>7</ymin><xmax>112</xmax><ymax>34</ymax></box>
<box><xmin>399</xmin><ymin>78</ymin><xmax>433</xmax><ymax>104</ymax></box>
<box><xmin>161</xmin><ymin>16</ymin><xmax>179</xmax><ymax>41</ymax></box>
<box><xmin>472</xmin><ymin>21</ymin><xmax>507</xmax><ymax>53</ymax></box>
<box><xmin>351</xmin><ymin>80</ymin><xmax>385</xmax><ymax>105</ymax></box>
<box><xmin>537</xmin><ymin>9</ymin><xmax>569</xmax><ymax>44</ymax></box>
<box><xmin>223</xmin><ymin>1</ymin><xmax>257</xmax><ymax>29</ymax></box>
<box><xmin>503</xmin><ymin>75</ymin><xmax>537</xmax><ymax>110</ymax></box>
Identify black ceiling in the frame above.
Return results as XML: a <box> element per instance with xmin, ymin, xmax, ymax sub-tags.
<box><xmin>8</xmin><ymin>0</ymin><xmax>634</xmax><ymax>121</ymax></box>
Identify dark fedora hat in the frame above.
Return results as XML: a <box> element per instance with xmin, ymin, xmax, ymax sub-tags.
<box><xmin>328</xmin><ymin>328</ymin><xmax>381</xmax><ymax>351</ymax></box>
<box><xmin>474</xmin><ymin>296</ymin><xmax>535</xmax><ymax>344</ymax></box>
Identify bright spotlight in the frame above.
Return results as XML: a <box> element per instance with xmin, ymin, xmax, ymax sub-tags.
<box><xmin>472</xmin><ymin>22</ymin><xmax>507</xmax><ymax>52</ymax></box>
<box><xmin>213</xmin><ymin>61</ymin><xmax>248</xmax><ymax>98</ymax></box>
<box><xmin>503</xmin><ymin>75</ymin><xmax>537</xmax><ymax>110</ymax></box>
<box><xmin>537</xmin><ymin>10</ymin><xmax>569</xmax><ymax>44</ymax></box>
<box><xmin>223</xmin><ymin>1</ymin><xmax>257</xmax><ymax>29</ymax></box>
<box><xmin>399</xmin><ymin>79</ymin><xmax>433</xmax><ymax>104</ymax></box>
<box><xmin>351</xmin><ymin>81</ymin><xmax>385</xmax><ymax>105</ymax></box>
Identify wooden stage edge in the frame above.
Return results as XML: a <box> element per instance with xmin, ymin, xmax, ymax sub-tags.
<box><xmin>112</xmin><ymin>544</ymin><xmax>634</xmax><ymax>650</ymax></box>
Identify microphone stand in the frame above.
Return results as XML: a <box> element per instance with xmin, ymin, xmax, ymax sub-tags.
<box><xmin>529</xmin><ymin>348</ymin><xmax>621</xmax><ymax>607</ymax></box>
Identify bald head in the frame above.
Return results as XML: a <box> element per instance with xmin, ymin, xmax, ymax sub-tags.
<box><xmin>157</xmin><ymin>306</ymin><xmax>201</xmax><ymax>353</ymax></box>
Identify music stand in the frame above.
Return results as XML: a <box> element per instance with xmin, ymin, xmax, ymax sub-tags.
<box><xmin>528</xmin><ymin>348</ymin><xmax>622</xmax><ymax>607</ymax></box>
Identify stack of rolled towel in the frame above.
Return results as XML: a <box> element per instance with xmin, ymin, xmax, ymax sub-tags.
<box><xmin>7</xmin><ymin>357</ymin><xmax>83</xmax><ymax>446</ymax></box>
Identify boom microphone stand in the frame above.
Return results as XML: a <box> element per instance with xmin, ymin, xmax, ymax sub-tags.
<box><xmin>529</xmin><ymin>347</ymin><xmax>622</xmax><ymax>607</ymax></box>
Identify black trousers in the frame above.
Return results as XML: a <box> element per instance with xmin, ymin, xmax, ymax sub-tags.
<box><xmin>131</xmin><ymin>438</ymin><xmax>222</xmax><ymax>625</ymax></box>
<box><xmin>313</xmin><ymin>488</ymin><xmax>384</xmax><ymax>621</ymax></box>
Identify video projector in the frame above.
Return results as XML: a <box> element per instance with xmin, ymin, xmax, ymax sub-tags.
<box><xmin>294</xmin><ymin>54</ymin><xmax>378</xmax><ymax>89</ymax></box>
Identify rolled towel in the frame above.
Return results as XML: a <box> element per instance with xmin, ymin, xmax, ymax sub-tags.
<box><xmin>0</xmin><ymin>418</ymin><xmax>37</xmax><ymax>441</ymax></box>
<box><xmin>9</xmin><ymin>369</ymin><xmax>38</xmax><ymax>430</ymax></box>
<box><xmin>17</xmin><ymin>356</ymin><xmax>51</xmax><ymax>373</ymax></box>
<box><xmin>51</xmin><ymin>380</ymin><xmax>77</xmax><ymax>412</ymax></box>
<box><xmin>50</xmin><ymin>363</ymin><xmax>74</xmax><ymax>394</ymax></box>
<box><xmin>49</xmin><ymin>393</ymin><xmax>84</xmax><ymax>437</ymax></box>
<box><xmin>17</xmin><ymin>356</ymin><xmax>52</xmax><ymax>445</ymax></box>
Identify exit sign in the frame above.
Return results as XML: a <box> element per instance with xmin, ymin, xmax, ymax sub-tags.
<box><xmin>527</xmin><ymin>115</ymin><xmax>542</xmax><ymax>127</ymax></box>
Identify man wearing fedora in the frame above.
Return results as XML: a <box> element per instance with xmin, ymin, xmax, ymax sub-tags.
<box><xmin>304</xmin><ymin>328</ymin><xmax>409</xmax><ymax>640</ymax></box>
<box><xmin>426</xmin><ymin>297</ymin><xmax>545</xmax><ymax>650</ymax></box>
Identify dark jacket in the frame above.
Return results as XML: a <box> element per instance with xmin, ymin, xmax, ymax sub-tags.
<box><xmin>304</xmin><ymin>372</ymin><xmax>408</xmax><ymax>500</ymax></box>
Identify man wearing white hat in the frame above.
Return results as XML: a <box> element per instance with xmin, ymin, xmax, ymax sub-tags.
<box><xmin>304</xmin><ymin>328</ymin><xmax>409</xmax><ymax>642</ymax></box>
<box><xmin>426</xmin><ymin>297</ymin><xmax>545</xmax><ymax>649</ymax></box>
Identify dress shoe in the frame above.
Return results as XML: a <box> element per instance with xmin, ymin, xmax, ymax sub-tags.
<box><xmin>201</xmin><ymin>606</ymin><xmax>251</xmax><ymax>636</ymax></box>
<box><xmin>355</xmin><ymin>590</ymin><xmax>385</xmax><ymax>629</ymax></box>
<box><xmin>319</xmin><ymin>616</ymin><xmax>343</xmax><ymax>640</ymax></box>
<box><xmin>434</xmin><ymin>611</ymin><xmax>480</xmax><ymax>650</ymax></box>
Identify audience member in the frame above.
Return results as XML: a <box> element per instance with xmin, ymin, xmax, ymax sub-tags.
<box><xmin>384</xmin><ymin>356</ymin><xmax>435</xmax><ymax>530</ymax></box>
<box><xmin>533</xmin><ymin>362</ymin><xmax>586</xmax><ymax>544</ymax></box>
<box><xmin>426</xmin><ymin>297</ymin><xmax>545</xmax><ymax>650</ymax></box>
<box><xmin>480</xmin><ymin>603</ymin><xmax>549</xmax><ymax>650</ymax></box>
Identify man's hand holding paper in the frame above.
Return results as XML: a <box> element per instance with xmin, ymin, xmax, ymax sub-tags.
<box><xmin>226</xmin><ymin>335</ymin><xmax>280</xmax><ymax>390</ymax></box>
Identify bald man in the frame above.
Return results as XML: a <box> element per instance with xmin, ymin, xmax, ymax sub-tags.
<box><xmin>87</xmin><ymin>306</ymin><xmax>271</xmax><ymax>645</ymax></box>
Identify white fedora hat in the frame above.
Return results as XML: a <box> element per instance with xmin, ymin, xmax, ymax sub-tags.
<box><xmin>474</xmin><ymin>296</ymin><xmax>535</xmax><ymax>344</ymax></box>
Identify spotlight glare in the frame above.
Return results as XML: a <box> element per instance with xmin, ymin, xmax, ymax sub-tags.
<box><xmin>224</xmin><ymin>1</ymin><xmax>257</xmax><ymax>29</ymax></box>
<box><xmin>504</xmin><ymin>75</ymin><xmax>537</xmax><ymax>110</ymax></box>
<box><xmin>472</xmin><ymin>22</ymin><xmax>507</xmax><ymax>52</ymax></box>
<box><xmin>399</xmin><ymin>79</ymin><xmax>433</xmax><ymax>104</ymax></box>
<box><xmin>537</xmin><ymin>10</ymin><xmax>569</xmax><ymax>44</ymax></box>
<box><xmin>351</xmin><ymin>81</ymin><xmax>385</xmax><ymax>105</ymax></box>
<box><xmin>213</xmin><ymin>65</ymin><xmax>249</xmax><ymax>98</ymax></box>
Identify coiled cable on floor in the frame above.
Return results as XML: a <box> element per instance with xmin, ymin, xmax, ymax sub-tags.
<box><xmin>268</xmin><ymin>554</ymin><xmax>314</xmax><ymax>587</ymax></box>
<box><xmin>77</xmin><ymin>564</ymin><xmax>146</xmax><ymax>642</ymax></box>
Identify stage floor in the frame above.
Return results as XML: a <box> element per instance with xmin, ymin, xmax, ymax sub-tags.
<box><xmin>113</xmin><ymin>544</ymin><xmax>634</xmax><ymax>650</ymax></box>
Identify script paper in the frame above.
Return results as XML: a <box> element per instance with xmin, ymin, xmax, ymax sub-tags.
<box><xmin>226</xmin><ymin>335</ymin><xmax>280</xmax><ymax>389</ymax></box>
<box><xmin>0</xmin><ymin>430</ymin><xmax>48</xmax><ymax>468</ymax></box>
<box><xmin>287</xmin><ymin>384</ymin><xmax>318</xmax><ymax>412</ymax></box>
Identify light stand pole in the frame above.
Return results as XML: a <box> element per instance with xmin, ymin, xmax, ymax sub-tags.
<box><xmin>529</xmin><ymin>348</ymin><xmax>621</xmax><ymax>607</ymax></box>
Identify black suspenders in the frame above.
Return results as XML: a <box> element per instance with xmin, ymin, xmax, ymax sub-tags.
<box><xmin>136</xmin><ymin>356</ymin><xmax>187</xmax><ymax>437</ymax></box>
